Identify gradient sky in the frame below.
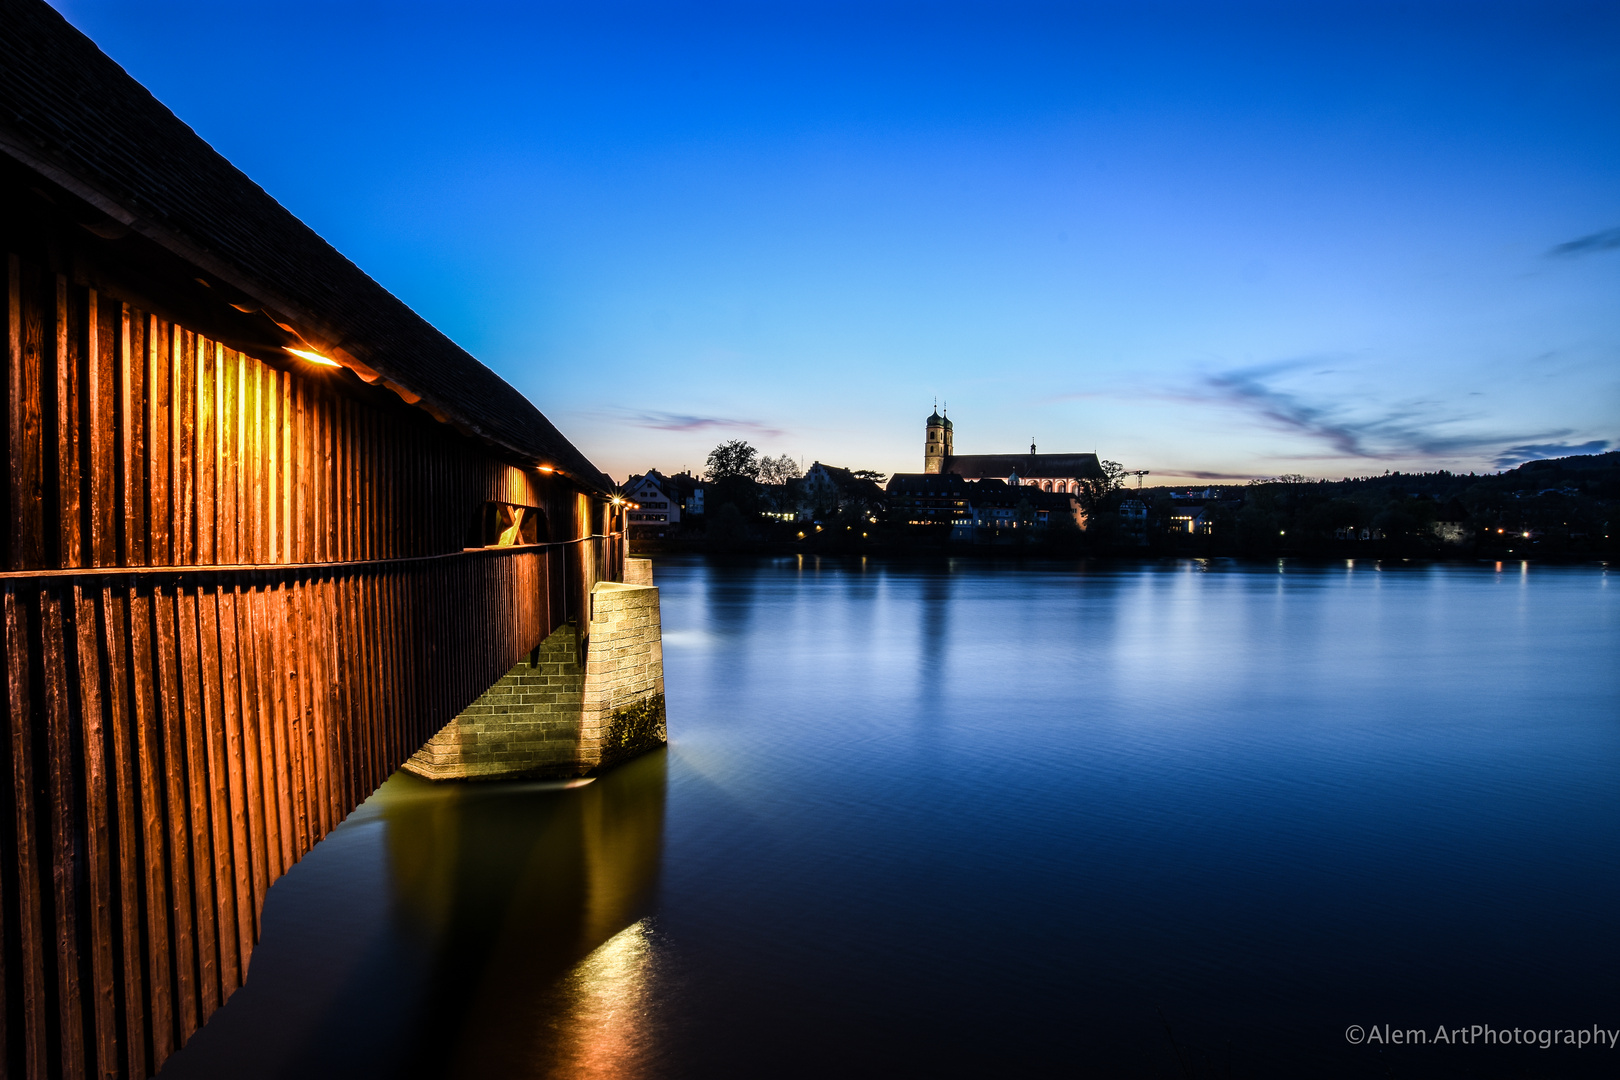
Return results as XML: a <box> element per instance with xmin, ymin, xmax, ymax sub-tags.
<box><xmin>51</xmin><ymin>1</ymin><xmax>1620</xmax><ymax>483</ymax></box>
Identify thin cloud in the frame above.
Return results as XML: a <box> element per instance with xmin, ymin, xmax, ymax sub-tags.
<box><xmin>1204</xmin><ymin>362</ymin><xmax>1372</xmax><ymax>457</ymax></box>
<box><xmin>619</xmin><ymin>410</ymin><xmax>784</xmax><ymax>438</ymax></box>
<box><xmin>1168</xmin><ymin>470</ymin><xmax>1263</xmax><ymax>480</ymax></box>
<box><xmin>1491</xmin><ymin>440</ymin><xmax>1611</xmax><ymax>470</ymax></box>
<box><xmin>1548</xmin><ymin>226</ymin><xmax>1620</xmax><ymax>257</ymax></box>
<box><xmin>1178</xmin><ymin>362</ymin><xmax>1608</xmax><ymax>467</ymax></box>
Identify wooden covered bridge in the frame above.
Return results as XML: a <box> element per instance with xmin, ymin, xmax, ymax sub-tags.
<box><xmin>0</xmin><ymin>3</ymin><xmax>660</xmax><ymax>1076</ymax></box>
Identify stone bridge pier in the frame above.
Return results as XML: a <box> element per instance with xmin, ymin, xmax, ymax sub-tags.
<box><xmin>405</xmin><ymin>558</ymin><xmax>667</xmax><ymax>780</ymax></box>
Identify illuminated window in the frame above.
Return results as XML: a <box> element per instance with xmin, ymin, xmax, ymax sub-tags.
<box><xmin>471</xmin><ymin>501</ymin><xmax>546</xmax><ymax>547</ymax></box>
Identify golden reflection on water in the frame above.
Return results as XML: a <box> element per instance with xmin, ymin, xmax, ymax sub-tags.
<box><xmin>373</xmin><ymin>750</ymin><xmax>666</xmax><ymax>1079</ymax></box>
<box><xmin>547</xmin><ymin>919</ymin><xmax>656</xmax><ymax>1079</ymax></box>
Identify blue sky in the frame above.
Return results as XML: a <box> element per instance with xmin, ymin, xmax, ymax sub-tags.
<box><xmin>53</xmin><ymin>1</ymin><xmax>1619</xmax><ymax>483</ymax></box>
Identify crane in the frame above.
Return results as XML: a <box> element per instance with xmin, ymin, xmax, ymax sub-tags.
<box><xmin>1129</xmin><ymin>470</ymin><xmax>1150</xmax><ymax>490</ymax></box>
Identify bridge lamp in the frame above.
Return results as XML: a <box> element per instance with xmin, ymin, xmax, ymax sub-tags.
<box><xmin>284</xmin><ymin>347</ymin><xmax>340</xmax><ymax>367</ymax></box>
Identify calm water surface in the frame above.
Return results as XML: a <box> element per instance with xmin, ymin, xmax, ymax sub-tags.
<box><xmin>162</xmin><ymin>557</ymin><xmax>1620</xmax><ymax>1078</ymax></box>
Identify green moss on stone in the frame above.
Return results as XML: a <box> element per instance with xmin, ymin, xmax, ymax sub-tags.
<box><xmin>600</xmin><ymin>694</ymin><xmax>667</xmax><ymax>768</ymax></box>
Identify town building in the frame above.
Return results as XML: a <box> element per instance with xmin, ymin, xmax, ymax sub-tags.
<box><xmin>1431</xmin><ymin>499</ymin><xmax>1473</xmax><ymax>545</ymax></box>
<box><xmin>1119</xmin><ymin>499</ymin><xmax>1149</xmax><ymax>544</ymax></box>
<box><xmin>799</xmin><ymin>462</ymin><xmax>886</xmax><ymax>520</ymax></box>
<box><xmin>923</xmin><ymin>408</ymin><xmax>1105</xmax><ymax>495</ymax></box>
<box><xmin>623</xmin><ymin>470</ymin><xmax>684</xmax><ymax>536</ymax></box>
<box><xmin>1168</xmin><ymin>504</ymin><xmax>1216</xmax><ymax>536</ymax></box>
<box><xmin>886</xmin><ymin>473</ymin><xmax>972</xmax><ymax>526</ymax></box>
<box><xmin>675</xmin><ymin>473</ymin><xmax>705</xmax><ymax>517</ymax></box>
<box><xmin>886</xmin><ymin>473</ymin><xmax>1080</xmax><ymax>541</ymax></box>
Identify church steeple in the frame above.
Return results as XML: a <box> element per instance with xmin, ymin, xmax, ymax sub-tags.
<box><xmin>925</xmin><ymin>405</ymin><xmax>945</xmax><ymax>474</ymax></box>
<box><xmin>924</xmin><ymin>401</ymin><xmax>953</xmax><ymax>474</ymax></box>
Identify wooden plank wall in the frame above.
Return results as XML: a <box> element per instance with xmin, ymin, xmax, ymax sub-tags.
<box><xmin>1</xmin><ymin>252</ymin><xmax>607</xmax><ymax>1079</ymax></box>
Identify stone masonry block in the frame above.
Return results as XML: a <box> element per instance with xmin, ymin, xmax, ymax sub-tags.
<box><xmin>403</xmin><ymin>577</ymin><xmax>666</xmax><ymax>782</ymax></box>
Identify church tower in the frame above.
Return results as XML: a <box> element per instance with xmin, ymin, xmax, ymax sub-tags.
<box><xmin>924</xmin><ymin>407</ymin><xmax>954</xmax><ymax>474</ymax></box>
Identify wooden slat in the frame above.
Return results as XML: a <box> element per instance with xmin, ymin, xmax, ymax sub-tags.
<box><xmin>279</xmin><ymin>581</ymin><xmax>309</xmax><ymax>859</ymax></box>
<box><xmin>196</xmin><ymin>588</ymin><xmax>238</xmax><ymax>1000</ymax></box>
<box><xmin>232</xmin><ymin>583</ymin><xmax>269</xmax><ymax>939</ymax></box>
<box><xmin>6</xmin><ymin>585</ymin><xmax>49</xmax><ymax>1080</ymax></box>
<box><xmin>148</xmin><ymin>318</ymin><xmax>171</xmax><ymax>568</ymax></box>
<box><xmin>174</xmin><ymin>587</ymin><xmax>218</xmax><ymax>1018</ymax></box>
<box><xmin>174</xmin><ymin>329</ymin><xmax>194</xmax><ymax>567</ymax></box>
<box><xmin>310</xmin><ymin>578</ymin><xmax>333</xmax><ymax>835</ymax></box>
<box><xmin>247</xmin><ymin>583</ymin><xmax>285</xmax><ymax>884</ymax></box>
<box><xmin>215</xmin><ymin>586</ymin><xmax>254</xmax><ymax>980</ymax></box>
<box><xmin>87</xmin><ymin>292</ymin><xmax>117</xmax><ymax>568</ymax></box>
<box><xmin>117</xmin><ymin>305</ymin><xmax>145</xmax><ymax>568</ymax></box>
<box><xmin>151</xmin><ymin>583</ymin><xmax>197</xmax><ymax>1040</ymax></box>
<box><xmin>293</xmin><ymin>381</ymin><xmax>306</xmax><ymax>565</ymax></box>
<box><xmin>54</xmin><ymin>278</ymin><xmax>82</xmax><ymax>571</ymax></box>
<box><xmin>226</xmin><ymin>347</ymin><xmax>242</xmax><ymax>566</ymax></box>
<box><xmin>71</xmin><ymin>585</ymin><xmax>118</xmax><ymax>1077</ymax></box>
<box><xmin>278</xmin><ymin>372</ymin><xmax>290</xmax><ymax>566</ymax></box>
<box><xmin>344</xmin><ymin>575</ymin><xmax>363</xmax><ymax>801</ymax></box>
<box><xmin>246</xmin><ymin>361</ymin><xmax>261</xmax><ymax>566</ymax></box>
<box><xmin>320</xmin><ymin>396</ymin><xmax>333</xmax><ymax>565</ymax></box>
<box><xmin>98</xmin><ymin>585</ymin><xmax>149</xmax><ymax>1079</ymax></box>
<box><xmin>195</xmin><ymin>336</ymin><xmax>215</xmax><ymax>566</ymax></box>
<box><xmin>40</xmin><ymin>588</ymin><xmax>86</xmax><ymax>1080</ymax></box>
<box><xmin>215</xmin><ymin>348</ymin><xmax>229</xmax><ymax>565</ymax></box>
<box><xmin>10</xmin><ymin>255</ymin><xmax>45</xmax><ymax>571</ymax></box>
<box><xmin>126</xmin><ymin>584</ymin><xmax>172</xmax><ymax>1066</ymax></box>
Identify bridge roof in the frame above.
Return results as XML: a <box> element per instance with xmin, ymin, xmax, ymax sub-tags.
<box><xmin>0</xmin><ymin>1</ymin><xmax>612</xmax><ymax>494</ymax></box>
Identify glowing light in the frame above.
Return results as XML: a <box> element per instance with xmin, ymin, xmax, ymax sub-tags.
<box><xmin>284</xmin><ymin>347</ymin><xmax>340</xmax><ymax>367</ymax></box>
<box><xmin>552</xmin><ymin>920</ymin><xmax>655</xmax><ymax>1077</ymax></box>
<box><xmin>538</xmin><ymin>465</ymin><xmax>555</xmax><ymax>473</ymax></box>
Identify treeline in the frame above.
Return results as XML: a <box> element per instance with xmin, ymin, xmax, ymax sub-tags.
<box><xmin>1093</xmin><ymin>452</ymin><xmax>1618</xmax><ymax>558</ymax></box>
<box><xmin>639</xmin><ymin>444</ymin><xmax>1617</xmax><ymax>560</ymax></box>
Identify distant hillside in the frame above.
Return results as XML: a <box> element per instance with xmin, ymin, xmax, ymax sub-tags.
<box><xmin>1116</xmin><ymin>451</ymin><xmax>1617</xmax><ymax>558</ymax></box>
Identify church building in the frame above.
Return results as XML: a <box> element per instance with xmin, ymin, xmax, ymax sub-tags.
<box><xmin>923</xmin><ymin>408</ymin><xmax>1104</xmax><ymax>493</ymax></box>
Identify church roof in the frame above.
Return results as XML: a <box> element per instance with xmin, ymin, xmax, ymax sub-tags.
<box><xmin>0</xmin><ymin>0</ymin><xmax>612</xmax><ymax>494</ymax></box>
<box><xmin>943</xmin><ymin>453</ymin><xmax>1103</xmax><ymax>480</ymax></box>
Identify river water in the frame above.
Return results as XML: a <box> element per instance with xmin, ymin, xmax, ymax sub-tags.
<box><xmin>161</xmin><ymin>556</ymin><xmax>1619</xmax><ymax>1079</ymax></box>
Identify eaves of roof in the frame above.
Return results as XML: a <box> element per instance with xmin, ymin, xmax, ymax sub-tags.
<box><xmin>0</xmin><ymin>0</ymin><xmax>612</xmax><ymax>495</ymax></box>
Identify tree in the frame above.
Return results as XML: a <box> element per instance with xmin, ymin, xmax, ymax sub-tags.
<box><xmin>758</xmin><ymin>453</ymin><xmax>802</xmax><ymax>485</ymax></box>
<box><xmin>706</xmin><ymin>440</ymin><xmax>760</xmax><ymax>482</ymax></box>
<box><xmin>851</xmin><ymin>468</ymin><xmax>888</xmax><ymax>485</ymax></box>
<box><xmin>1075</xmin><ymin>459</ymin><xmax>1127</xmax><ymax>514</ymax></box>
<box><xmin>706</xmin><ymin>502</ymin><xmax>749</xmax><ymax>549</ymax></box>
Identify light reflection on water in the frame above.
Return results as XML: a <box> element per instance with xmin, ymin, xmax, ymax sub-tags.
<box><xmin>161</xmin><ymin>557</ymin><xmax>1618</xmax><ymax>1079</ymax></box>
<box><xmin>160</xmin><ymin>754</ymin><xmax>666</xmax><ymax>1080</ymax></box>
